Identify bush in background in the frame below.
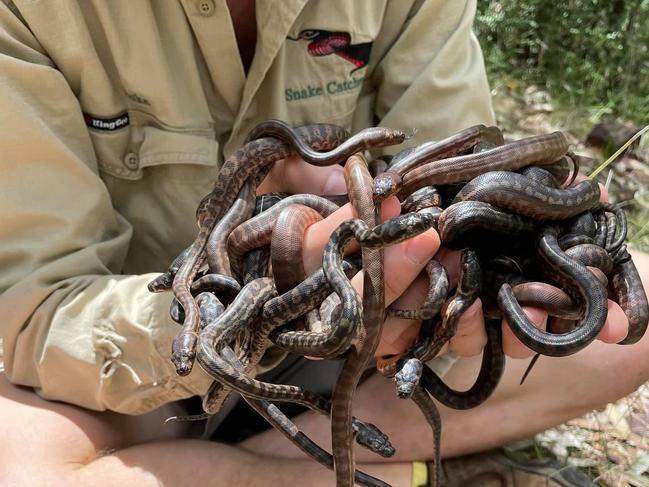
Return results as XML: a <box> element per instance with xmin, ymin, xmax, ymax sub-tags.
<box><xmin>475</xmin><ymin>0</ymin><xmax>649</xmax><ymax>124</ymax></box>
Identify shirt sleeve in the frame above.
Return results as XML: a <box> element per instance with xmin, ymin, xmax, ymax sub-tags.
<box><xmin>372</xmin><ymin>0</ymin><xmax>495</xmax><ymax>149</ymax></box>
<box><xmin>0</xmin><ymin>4</ymin><xmax>211</xmax><ymax>415</ymax></box>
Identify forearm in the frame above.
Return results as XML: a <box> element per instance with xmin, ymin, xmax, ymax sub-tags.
<box><xmin>67</xmin><ymin>440</ymin><xmax>260</xmax><ymax>487</ymax></box>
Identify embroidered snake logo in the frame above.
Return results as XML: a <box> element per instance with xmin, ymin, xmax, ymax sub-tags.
<box><xmin>288</xmin><ymin>29</ymin><xmax>372</xmax><ymax>73</ymax></box>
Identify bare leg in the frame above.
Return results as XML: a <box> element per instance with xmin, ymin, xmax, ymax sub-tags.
<box><xmin>241</xmin><ymin>329</ymin><xmax>649</xmax><ymax>463</ymax></box>
<box><xmin>0</xmin><ymin>374</ymin><xmax>411</xmax><ymax>486</ymax></box>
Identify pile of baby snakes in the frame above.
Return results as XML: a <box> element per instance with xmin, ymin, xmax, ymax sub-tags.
<box><xmin>148</xmin><ymin>120</ymin><xmax>649</xmax><ymax>487</ymax></box>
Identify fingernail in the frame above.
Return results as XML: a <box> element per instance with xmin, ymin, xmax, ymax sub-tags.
<box><xmin>459</xmin><ymin>300</ymin><xmax>482</xmax><ymax>324</ymax></box>
<box><xmin>406</xmin><ymin>232</ymin><xmax>438</xmax><ymax>265</ymax></box>
<box><xmin>323</xmin><ymin>167</ymin><xmax>347</xmax><ymax>195</ymax></box>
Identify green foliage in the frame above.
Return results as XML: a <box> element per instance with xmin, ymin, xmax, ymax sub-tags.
<box><xmin>475</xmin><ymin>0</ymin><xmax>649</xmax><ymax>124</ymax></box>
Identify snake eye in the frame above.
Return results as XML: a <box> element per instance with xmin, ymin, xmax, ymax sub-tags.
<box><xmin>299</xmin><ymin>30</ymin><xmax>320</xmax><ymax>40</ymax></box>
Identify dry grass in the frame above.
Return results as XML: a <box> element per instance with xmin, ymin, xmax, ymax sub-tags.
<box><xmin>533</xmin><ymin>384</ymin><xmax>649</xmax><ymax>486</ymax></box>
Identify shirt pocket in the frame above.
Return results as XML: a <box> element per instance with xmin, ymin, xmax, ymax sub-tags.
<box><xmin>91</xmin><ymin>121</ymin><xmax>220</xmax><ymax>183</ymax></box>
<box><xmin>88</xmin><ymin>117</ymin><xmax>221</xmax><ymax>274</ymax></box>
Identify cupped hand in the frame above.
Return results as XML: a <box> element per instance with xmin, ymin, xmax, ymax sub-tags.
<box><xmin>433</xmin><ymin>248</ymin><xmax>629</xmax><ymax>360</ymax></box>
<box><xmin>261</xmin><ymin>159</ymin><xmax>628</xmax><ymax>361</ymax></box>
<box><xmin>424</xmin><ymin>173</ymin><xmax>626</xmax><ymax>360</ymax></box>
<box><xmin>260</xmin><ymin>156</ymin><xmax>440</xmax><ymax>358</ymax></box>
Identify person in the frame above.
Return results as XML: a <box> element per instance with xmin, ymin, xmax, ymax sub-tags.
<box><xmin>0</xmin><ymin>1</ymin><xmax>647</xmax><ymax>486</ymax></box>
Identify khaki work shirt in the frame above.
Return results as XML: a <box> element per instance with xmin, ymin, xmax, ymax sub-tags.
<box><xmin>0</xmin><ymin>0</ymin><xmax>494</xmax><ymax>415</ymax></box>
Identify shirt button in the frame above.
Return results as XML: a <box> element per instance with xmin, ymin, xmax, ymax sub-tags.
<box><xmin>123</xmin><ymin>152</ymin><xmax>139</xmax><ymax>170</ymax></box>
<box><xmin>198</xmin><ymin>0</ymin><xmax>215</xmax><ymax>16</ymax></box>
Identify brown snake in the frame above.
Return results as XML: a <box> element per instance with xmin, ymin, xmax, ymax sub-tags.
<box><xmin>245</xmin><ymin>119</ymin><xmax>409</xmax><ymax>166</ymax></box>
<box><xmin>219</xmin><ymin>347</ymin><xmax>391</xmax><ymax>487</ymax></box>
<box><xmin>373</xmin><ymin>124</ymin><xmax>505</xmax><ymax>201</ymax></box>
<box><xmin>394</xmin><ymin>132</ymin><xmax>570</xmax><ymax>199</ymax></box>
<box><xmin>202</xmin><ymin>259</ymin><xmax>359</xmax><ymax>416</ymax></box>
<box><xmin>193</xmin><ymin>291</ymin><xmax>396</xmax><ymax>482</ymax></box>
<box><xmin>195</xmin><ymin>278</ymin><xmax>396</xmax><ymax>458</ymax></box>
<box><xmin>172</xmin><ymin>125</ymin><xmax>347</xmax><ymax>375</ymax></box>
<box><xmin>610</xmin><ymin>248</ymin><xmax>649</xmax><ymax>344</ymax></box>
<box><xmin>452</xmin><ymin>171</ymin><xmax>601</xmax><ymax>220</ymax></box>
<box><xmin>331</xmin><ymin>153</ymin><xmax>384</xmax><ymax>486</ymax></box>
<box><xmin>270</xmin><ymin>204</ymin><xmax>324</xmax><ymax>293</ymax></box>
<box><xmin>206</xmin><ymin>178</ymin><xmax>256</xmax><ymax>276</ymax></box>
<box><xmin>269</xmin><ymin>213</ymin><xmax>434</xmax><ymax>359</ymax></box>
<box><xmin>227</xmin><ymin>194</ymin><xmax>339</xmax><ymax>281</ymax></box>
<box><xmin>499</xmin><ymin>225</ymin><xmax>609</xmax><ymax>356</ymax></box>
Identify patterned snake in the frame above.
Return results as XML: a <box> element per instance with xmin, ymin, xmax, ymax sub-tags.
<box><xmin>195</xmin><ymin>277</ymin><xmax>396</xmax><ymax>459</ymax></box>
<box><xmin>219</xmin><ymin>347</ymin><xmax>391</xmax><ymax>487</ymax></box>
<box><xmin>499</xmin><ymin>225</ymin><xmax>609</xmax><ymax>356</ymax></box>
<box><xmin>172</xmin><ymin>123</ymin><xmax>406</xmax><ymax>376</ymax></box>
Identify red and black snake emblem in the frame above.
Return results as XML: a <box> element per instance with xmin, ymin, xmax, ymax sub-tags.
<box><xmin>288</xmin><ymin>29</ymin><xmax>372</xmax><ymax>73</ymax></box>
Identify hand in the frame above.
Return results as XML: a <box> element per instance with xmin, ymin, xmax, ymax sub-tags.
<box><xmin>261</xmin><ymin>158</ymin><xmax>629</xmax><ymax>361</ymax></box>
<box><xmin>426</xmin><ymin>248</ymin><xmax>629</xmax><ymax>360</ymax></box>
<box><xmin>498</xmin><ymin>174</ymin><xmax>627</xmax><ymax>358</ymax></box>
<box><xmin>260</xmin><ymin>156</ymin><xmax>440</xmax><ymax>358</ymax></box>
<box><xmin>380</xmin><ymin>174</ymin><xmax>628</xmax><ymax>361</ymax></box>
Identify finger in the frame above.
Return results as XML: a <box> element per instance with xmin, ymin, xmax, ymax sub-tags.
<box><xmin>301</xmin><ymin>197</ymin><xmax>402</xmax><ymax>274</ymax></box>
<box><xmin>355</xmin><ymin>228</ymin><xmax>439</xmax><ymax>357</ymax></box>
<box><xmin>375</xmin><ymin>316</ymin><xmax>421</xmax><ymax>357</ymax></box>
<box><xmin>348</xmin><ymin>228</ymin><xmax>440</xmax><ymax>306</ymax></box>
<box><xmin>597</xmin><ymin>300</ymin><xmax>629</xmax><ymax>344</ymax></box>
<box><xmin>435</xmin><ymin>247</ymin><xmax>461</xmax><ymax>287</ymax></box>
<box><xmin>376</xmin><ymin>274</ymin><xmax>428</xmax><ymax>357</ymax></box>
<box><xmin>501</xmin><ymin>306</ymin><xmax>548</xmax><ymax>358</ymax></box>
<box><xmin>380</xmin><ymin>268</ymin><xmax>489</xmax><ymax>359</ymax></box>
<box><xmin>571</xmin><ymin>173</ymin><xmax>608</xmax><ymax>203</ymax></box>
<box><xmin>257</xmin><ymin>155</ymin><xmax>348</xmax><ymax>195</ymax></box>
<box><xmin>448</xmin><ymin>299</ymin><xmax>487</xmax><ymax>357</ymax></box>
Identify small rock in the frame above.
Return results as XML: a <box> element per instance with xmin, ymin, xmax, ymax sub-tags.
<box><xmin>587</xmin><ymin>119</ymin><xmax>645</xmax><ymax>161</ymax></box>
<box><xmin>630</xmin><ymin>452</ymin><xmax>649</xmax><ymax>476</ymax></box>
<box><xmin>523</xmin><ymin>85</ymin><xmax>554</xmax><ymax>113</ymax></box>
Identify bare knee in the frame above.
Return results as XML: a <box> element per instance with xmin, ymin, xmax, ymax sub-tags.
<box><xmin>0</xmin><ymin>374</ymin><xmax>186</xmax><ymax>485</ymax></box>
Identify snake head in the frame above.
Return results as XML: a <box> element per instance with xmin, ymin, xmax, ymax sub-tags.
<box><xmin>395</xmin><ymin>381</ymin><xmax>416</xmax><ymax>399</ymax></box>
<box><xmin>147</xmin><ymin>273</ymin><xmax>172</xmax><ymax>293</ymax></box>
<box><xmin>389</xmin><ymin>128</ymin><xmax>410</xmax><ymax>145</ymax></box>
<box><xmin>373</xmin><ymin>172</ymin><xmax>401</xmax><ymax>202</ymax></box>
<box><xmin>171</xmin><ymin>333</ymin><xmax>198</xmax><ymax>376</ymax></box>
<box><xmin>353</xmin><ymin>420</ymin><xmax>396</xmax><ymax>458</ymax></box>
<box><xmin>395</xmin><ymin>358</ymin><xmax>423</xmax><ymax>399</ymax></box>
<box><xmin>172</xmin><ymin>354</ymin><xmax>194</xmax><ymax>376</ymax></box>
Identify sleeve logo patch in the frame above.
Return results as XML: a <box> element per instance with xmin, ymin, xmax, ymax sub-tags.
<box><xmin>83</xmin><ymin>112</ymin><xmax>130</xmax><ymax>131</ymax></box>
<box><xmin>288</xmin><ymin>29</ymin><xmax>372</xmax><ymax>74</ymax></box>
